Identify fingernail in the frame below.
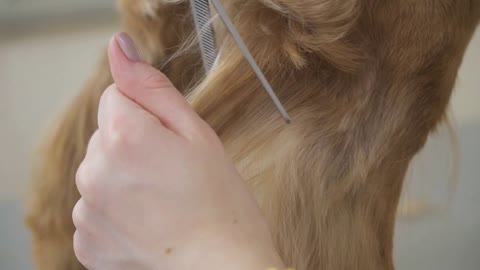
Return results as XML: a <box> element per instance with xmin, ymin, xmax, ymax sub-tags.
<box><xmin>115</xmin><ymin>32</ymin><xmax>141</xmax><ymax>62</ymax></box>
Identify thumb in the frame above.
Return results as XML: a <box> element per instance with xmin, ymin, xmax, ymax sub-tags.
<box><xmin>107</xmin><ymin>32</ymin><xmax>204</xmax><ymax>139</ymax></box>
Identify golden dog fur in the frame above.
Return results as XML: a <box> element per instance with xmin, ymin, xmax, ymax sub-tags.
<box><xmin>26</xmin><ymin>0</ymin><xmax>480</xmax><ymax>269</ymax></box>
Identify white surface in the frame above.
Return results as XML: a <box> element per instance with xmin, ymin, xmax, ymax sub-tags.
<box><xmin>0</xmin><ymin>21</ymin><xmax>479</xmax><ymax>270</ymax></box>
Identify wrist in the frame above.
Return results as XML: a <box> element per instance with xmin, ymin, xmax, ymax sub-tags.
<box><xmin>182</xmin><ymin>226</ymin><xmax>285</xmax><ymax>270</ymax></box>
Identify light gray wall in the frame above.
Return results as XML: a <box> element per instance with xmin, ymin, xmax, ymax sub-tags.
<box><xmin>0</xmin><ymin>0</ymin><xmax>114</xmax><ymax>22</ymax></box>
<box><xmin>0</xmin><ymin>0</ymin><xmax>116</xmax><ymax>36</ymax></box>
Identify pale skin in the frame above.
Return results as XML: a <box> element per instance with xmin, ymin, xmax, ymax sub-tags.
<box><xmin>72</xmin><ymin>33</ymin><xmax>285</xmax><ymax>270</ymax></box>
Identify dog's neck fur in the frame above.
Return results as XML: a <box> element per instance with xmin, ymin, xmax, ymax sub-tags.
<box><xmin>26</xmin><ymin>1</ymin><xmax>479</xmax><ymax>270</ymax></box>
<box><xmin>185</xmin><ymin>3</ymin><xmax>478</xmax><ymax>268</ymax></box>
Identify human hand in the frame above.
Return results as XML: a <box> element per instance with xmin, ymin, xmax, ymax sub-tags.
<box><xmin>72</xmin><ymin>33</ymin><xmax>284</xmax><ymax>270</ymax></box>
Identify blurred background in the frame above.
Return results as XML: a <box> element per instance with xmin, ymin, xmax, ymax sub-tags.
<box><xmin>0</xmin><ymin>1</ymin><xmax>479</xmax><ymax>269</ymax></box>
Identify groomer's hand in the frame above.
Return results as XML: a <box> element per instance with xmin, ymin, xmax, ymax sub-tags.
<box><xmin>72</xmin><ymin>33</ymin><xmax>284</xmax><ymax>270</ymax></box>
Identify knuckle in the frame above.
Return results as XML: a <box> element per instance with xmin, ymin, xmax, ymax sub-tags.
<box><xmin>103</xmin><ymin>83</ymin><xmax>117</xmax><ymax>99</ymax></box>
<box><xmin>104</xmin><ymin>120</ymin><xmax>143</xmax><ymax>157</ymax></box>
<box><xmin>103</xmin><ymin>122</ymin><xmax>135</xmax><ymax>156</ymax></box>
<box><xmin>99</xmin><ymin>84</ymin><xmax>117</xmax><ymax>108</ymax></box>
<box><xmin>87</xmin><ymin>130</ymin><xmax>100</xmax><ymax>147</ymax></box>
<box><xmin>72</xmin><ymin>200</ymin><xmax>87</xmax><ymax>230</ymax></box>
<box><xmin>104</xmin><ymin>121</ymin><xmax>128</xmax><ymax>152</ymax></box>
<box><xmin>73</xmin><ymin>231</ymin><xmax>95</xmax><ymax>269</ymax></box>
<box><xmin>75</xmin><ymin>162</ymin><xmax>100</xmax><ymax>199</ymax></box>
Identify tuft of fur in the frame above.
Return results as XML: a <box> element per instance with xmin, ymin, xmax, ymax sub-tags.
<box><xmin>26</xmin><ymin>1</ymin><xmax>479</xmax><ymax>270</ymax></box>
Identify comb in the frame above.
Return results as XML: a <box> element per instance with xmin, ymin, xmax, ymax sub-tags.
<box><xmin>191</xmin><ymin>0</ymin><xmax>291</xmax><ymax>123</ymax></box>
<box><xmin>190</xmin><ymin>0</ymin><xmax>217</xmax><ymax>72</ymax></box>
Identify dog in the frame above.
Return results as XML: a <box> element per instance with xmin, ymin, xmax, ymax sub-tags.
<box><xmin>26</xmin><ymin>0</ymin><xmax>480</xmax><ymax>269</ymax></box>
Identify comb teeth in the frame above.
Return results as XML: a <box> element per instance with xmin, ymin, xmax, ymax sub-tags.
<box><xmin>191</xmin><ymin>0</ymin><xmax>217</xmax><ymax>73</ymax></box>
<box><xmin>190</xmin><ymin>0</ymin><xmax>292</xmax><ymax>123</ymax></box>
